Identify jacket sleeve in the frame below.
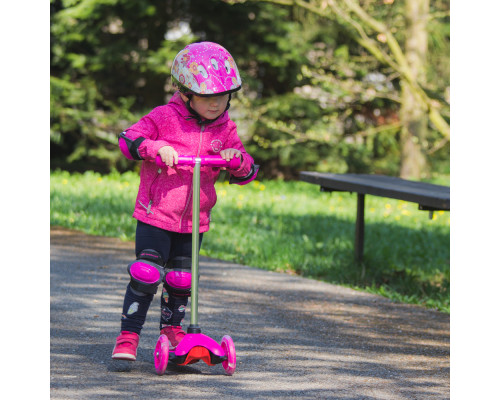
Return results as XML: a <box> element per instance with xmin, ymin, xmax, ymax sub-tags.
<box><xmin>223</xmin><ymin>124</ymin><xmax>259</xmax><ymax>185</ymax></box>
<box><xmin>118</xmin><ymin>110</ymin><xmax>170</xmax><ymax>161</ymax></box>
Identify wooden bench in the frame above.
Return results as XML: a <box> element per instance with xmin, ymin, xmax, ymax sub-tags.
<box><xmin>299</xmin><ymin>172</ymin><xmax>450</xmax><ymax>262</ymax></box>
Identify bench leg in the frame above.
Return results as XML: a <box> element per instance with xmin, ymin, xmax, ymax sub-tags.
<box><xmin>354</xmin><ymin>193</ymin><xmax>365</xmax><ymax>263</ymax></box>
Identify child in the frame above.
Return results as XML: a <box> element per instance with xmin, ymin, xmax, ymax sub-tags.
<box><xmin>112</xmin><ymin>42</ymin><xmax>258</xmax><ymax>361</ymax></box>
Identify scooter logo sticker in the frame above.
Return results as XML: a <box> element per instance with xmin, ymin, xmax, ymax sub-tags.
<box><xmin>178</xmin><ymin>305</ymin><xmax>186</xmax><ymax>313</ymax></box>
<box><xmin>211</xmin><ymin>139</ymin><xmax>222</xmax><ymax>153</ymax></box>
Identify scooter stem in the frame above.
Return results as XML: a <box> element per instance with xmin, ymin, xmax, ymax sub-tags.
<box><xmin>188</xmin><ymin>158</ymin><xmax>201</xmax><ymax>333</ymax></box>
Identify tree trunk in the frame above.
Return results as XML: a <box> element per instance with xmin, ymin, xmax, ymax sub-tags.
<box><xmin>399</xmin><ymin>0</ymin><xmax>429</xmax><ymax>179</ymax></box>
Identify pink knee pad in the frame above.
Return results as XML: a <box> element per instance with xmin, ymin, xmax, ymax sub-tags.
<box><xmin>128</xmin><ymin>249</ymin><xmax>165</xmax><ymax>294</ymax></box>
<box><xmin>165</xmin><ymin>270</ymin><xmax>192</xmax><ymax>295</ymax></box>
<box><xmin>164</xmin><ymin>256</ymin><xmax>192</xmax><ymax>296</ymax></box>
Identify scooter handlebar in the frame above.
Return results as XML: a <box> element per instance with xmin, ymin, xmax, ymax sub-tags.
<box><xmin>155</xmin><ymin>154</ymin><xmax>241</xmax><ymax>169</ymax></box>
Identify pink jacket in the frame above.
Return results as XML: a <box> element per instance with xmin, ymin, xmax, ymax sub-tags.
<box><xmin>119</xmin><ymin>92</ymin><xmax>256</xmax><ymax>233</ymax></box>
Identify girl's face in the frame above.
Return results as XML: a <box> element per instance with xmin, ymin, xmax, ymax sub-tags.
<box><xmin>182</xmin><ymin>93</ymin><xmax>229</xmax><ymax>120</ymax></box>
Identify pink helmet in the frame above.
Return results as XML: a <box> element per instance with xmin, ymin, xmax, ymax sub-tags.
<box><xmin>171</xmin><ymin>42</ymin><xmax>242</xmax><ymax>97</ymax></box>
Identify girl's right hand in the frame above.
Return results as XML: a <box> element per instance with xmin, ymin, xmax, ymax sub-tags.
<box><xmin>157</xmin><ymin>146</ymin><xmax>179</xmax><ymax>167</ymax></box>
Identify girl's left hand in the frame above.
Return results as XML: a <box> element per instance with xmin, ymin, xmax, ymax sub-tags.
<box><xmin>219</xmin><ymin>148</ymin><xmax>242</xmax><ymax>162</ymax></box>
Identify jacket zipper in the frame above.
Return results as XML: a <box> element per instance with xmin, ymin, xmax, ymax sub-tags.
<box><xmin>179</xmin><ymin>124</ymin><xmax>205</xmax><ymax>230</ymax></box>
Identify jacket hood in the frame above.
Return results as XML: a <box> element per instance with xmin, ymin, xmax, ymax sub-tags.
<box><xmin>169</xmin><ymin>91</ymin><xmax>230</xmax><ymax>127</ymax></box>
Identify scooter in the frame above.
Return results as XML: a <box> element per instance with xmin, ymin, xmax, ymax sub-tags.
<box><xmin>152</xmin><ymin>154</ymin><xmax>240</xmax><ymax>376</ymax></box>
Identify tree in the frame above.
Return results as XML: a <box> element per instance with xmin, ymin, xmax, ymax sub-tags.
<box><xmin>50</xmin><ymin>0</ymin><xmax>449</xmax><ymax>178</ymax></box>
<box><xmin>400</xmin><ymin>0</ymin><xmax>429</xmax><ymax>178</ymax></box>
<box><xmin>226</xmin><ymin>0</ymin><xmax>450</xmax><ymax>178</ymax></box>
<box><xmin>50</xmin><ymin>0</ymin><xmax>192</xmax><ymax>171</ymax></box>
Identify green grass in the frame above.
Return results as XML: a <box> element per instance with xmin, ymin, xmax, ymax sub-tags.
<box><xmin>50</xmin><ymin>170</ymin><xmax>450</xmax><ymax>313</ymax></box>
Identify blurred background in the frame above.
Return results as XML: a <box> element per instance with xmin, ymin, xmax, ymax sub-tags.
<box><xmin>50</xmin><ymin>0</ymin><xmax>450</xmax><ymax>180</ymax></box>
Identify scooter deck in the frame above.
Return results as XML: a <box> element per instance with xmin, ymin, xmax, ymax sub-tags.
<box><xmin>169</xmin><ymin>333</ymin><xmax>227</xmax><ymax>366</ymax></box>
<box><xmin>169</xmin><ymin>347</ymin><xmax>227</xmax><ymax>366</ymax></box>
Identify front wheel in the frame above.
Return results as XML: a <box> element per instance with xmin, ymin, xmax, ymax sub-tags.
<box><xmin>221</xmin><ymin>335</ymin><xmax>236</xmax><ymax>375</ymax></box>
<box><xmin>154</xmin><ymin>334</ymin><xmax>169</xmax><ymax>375</ymax></box>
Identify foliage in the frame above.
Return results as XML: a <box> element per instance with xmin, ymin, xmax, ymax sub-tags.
<box><xmin>51</xmin><ymin>171</ymin><xmax>450</xmax><ymax>312</ymax></box>
<box><xmin>50</xmin><ymin>0</ymin><xmax>449</xmax><ymax>177</ymax></box>
<box><xmin>50</xmin><ymin>0</ymin><xmax>191</xmax><ymax>170</ymax></box>
<box><xmin>227</xmin><ymin>0</ymin><xmax>450</xmax><ymax>178</ymax></box>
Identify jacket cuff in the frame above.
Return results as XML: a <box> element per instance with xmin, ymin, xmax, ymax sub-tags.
<box><xmin>230</xmin><ymin>155</ymin><xmax>250</xmax><ymax>176</ymax></box>
<box><xmin>229</xmin><ymin>163</ymin><xmax>259</xmax><ymax>185</ymax></box>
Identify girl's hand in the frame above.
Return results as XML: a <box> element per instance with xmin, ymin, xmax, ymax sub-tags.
<box><xmin>219</xmin><ymin>148</ymin><xmax>242</xmax><ymax>162</ymax></box>
<box><xmin>158</xmin><ymin>146</ymin><xmax>178</xmax><ymax>167</ymax></box>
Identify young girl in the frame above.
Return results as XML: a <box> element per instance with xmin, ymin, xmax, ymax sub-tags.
<box><xmin>112</xmin><ymin>42</ymin><xmax>258</xmax><ymax>361</ymax></box>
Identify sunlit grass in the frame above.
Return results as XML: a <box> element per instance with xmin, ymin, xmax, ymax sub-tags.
<box><xmin>51</xmin><ymin>170</ymin><xmax>450</xmax><ymax>312</ymax></box>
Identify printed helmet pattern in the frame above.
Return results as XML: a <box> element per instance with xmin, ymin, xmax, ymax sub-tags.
<box><xmin>171</xmin><ymin>42</ymin><xmax>242</xmax><ymax>96</ymax></box>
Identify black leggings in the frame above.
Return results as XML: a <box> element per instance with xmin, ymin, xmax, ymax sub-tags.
<box><xmin>120</xmin><ymin>221</ymin><xmax>203</xmax><ymax>334</ymax></box>
<box><xmin>135</xmin><ymin>220</ymin><xmax>202</xmax><ymax>262</ymax></box>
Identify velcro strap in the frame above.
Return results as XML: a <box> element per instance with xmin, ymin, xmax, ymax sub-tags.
<box><xmin>167</xmin><ymin>256</ymin><xmax>192</xmax><ymax>270</ymax></box>
<box><xmin>119</xmin><ymin>132</ymin><xmax>146</xmax><ymax>160</ymax></box>
<box><xmin>116</xmin><ymin>333</ymin><xmax>139</xmax><ymax>345</ymax></box>
<box><xmin>138</xmin><ymin>249</ymin><xmax>164</xmax><ymax>266</ymax></box>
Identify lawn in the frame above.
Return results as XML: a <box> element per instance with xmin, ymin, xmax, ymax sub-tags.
<box><xmin>50</xmin><ymin>170</ymin><xmax>450</xmax><ymax>312</ymax></box>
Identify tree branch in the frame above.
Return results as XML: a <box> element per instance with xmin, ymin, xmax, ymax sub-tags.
<box><xmin>225</xmin><ymin>0</ymin><xmax>449</xmax><ymax>142</ymax></box>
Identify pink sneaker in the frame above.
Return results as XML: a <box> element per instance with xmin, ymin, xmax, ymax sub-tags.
<box><xmin>160</xmin><ymin>326</ymin><xmax>186</xmax><ymax>350</ymax></box>
<box><xmin>112</xmin><ymin>331</ymin><xmax>140</xmax><ymax>361</ymax></box>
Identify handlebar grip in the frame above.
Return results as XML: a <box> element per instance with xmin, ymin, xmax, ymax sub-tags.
<box><xmin>227</xmin><ymin>156</ymin><xmax>241</xmax><ymax>169</ymax></box>
<box><xmin>155</xmin><ymin>155</ymin><xmax>241</xmax><ymax>169</ymax></box>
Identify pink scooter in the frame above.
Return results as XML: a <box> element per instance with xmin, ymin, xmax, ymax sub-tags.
<box><xmin>152</xmin><ymin>154</ymin><xmax>242</xmax><ymax>376</ymax></box>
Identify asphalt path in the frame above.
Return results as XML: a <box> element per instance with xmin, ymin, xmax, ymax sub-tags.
<box><xmin>50</xmin><ymin>226</ymin><xmax>449</xmax><ymax>399</ymax></box>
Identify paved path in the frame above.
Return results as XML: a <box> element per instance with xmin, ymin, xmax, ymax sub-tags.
<box><xmin>50</xmin><ymin>226</ymin><xmax>449</xmax><ymax>399</ymax></box>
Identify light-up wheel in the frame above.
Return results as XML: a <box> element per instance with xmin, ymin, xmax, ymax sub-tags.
<box><xmin>154</xmin><ymin>334</ymin><xmax>169</xmax><ymax>375</ymax></box>
<box><xmin>221</xmin><ymin>335</ymin><xmax>236</xmax><ymax>375</ymax></box>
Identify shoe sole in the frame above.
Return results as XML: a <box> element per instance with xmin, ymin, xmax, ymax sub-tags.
<box><xmin>112</xmin><ymin>353</ymin><xmax>136</xmax><ymax>361</ymax></box>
